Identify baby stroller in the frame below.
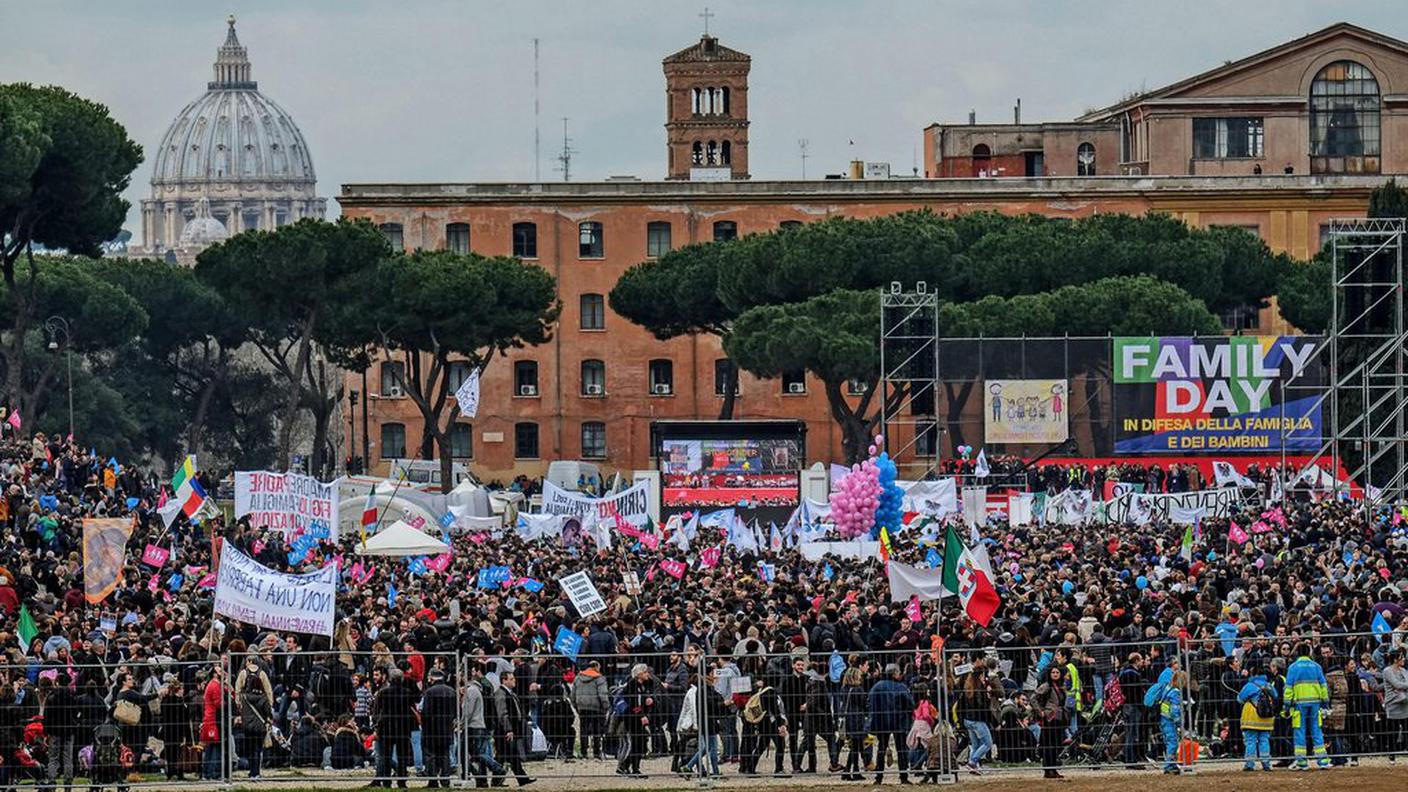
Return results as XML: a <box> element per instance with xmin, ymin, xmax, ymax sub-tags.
<box><xmin>89</xmin><ymin>722</ymin><xmax>131</xmax><ymax>792</ymax></box>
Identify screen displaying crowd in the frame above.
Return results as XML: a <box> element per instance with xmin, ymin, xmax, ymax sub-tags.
<box><xmin>1</xmin><ymin>428</ymin><xmax>1406</xmax><ymax>786</ymax></box>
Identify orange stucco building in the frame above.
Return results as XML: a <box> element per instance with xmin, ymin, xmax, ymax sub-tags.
<box><xmin>337</xmin><ymin>25</ymin><xmax>1404</xmax><ymax>482</ymax></box>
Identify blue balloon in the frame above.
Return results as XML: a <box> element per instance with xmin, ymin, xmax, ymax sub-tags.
<box><xmin>1061</xmin><ymin>580</ymin><xmax>1074</xmax><ymax>596</ymax></box>
<box><xmin>1135</xmin><ymin>575</ymin><xmax>1148</xmax><ymax>590</ymax></box>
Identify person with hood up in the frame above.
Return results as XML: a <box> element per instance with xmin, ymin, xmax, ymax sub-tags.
<box><xmin>571</xmin><ymin>660</ymin><xmax>609</xmax><ymax>759</ymax></box>
<box><xmin>1236</xmin><ymin>663</ymin><xmax>1277</xmax><ymax>771</ymax></box>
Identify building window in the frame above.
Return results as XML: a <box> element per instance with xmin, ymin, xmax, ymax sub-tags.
<box><xmin>449</xmin><ymin>423</ymin><xmax>473</xmax><ymax>459</ymax></box>
<box><xmin>380</xmin><ymin>361</ymin><xmax>406</xmax><ymax>398</ymax></box>
<box><xmin>1210</xmin><ymin>224</ymin><xmax>1262</xmax><ymax>240</ymax></box>
<box><xmin>578</xmin><ymin>221</ymin><xmax>604</xmax><ymax>258</ymax></box>
<box><xmin>915</xmin><ymin>421</ymin><xmax>939</xmax><ymax>457</ymax></box>
<box><xmin>379</xmin><ymin>222</ymin><xmax>404</xmax><ymax>250</ymax></box>
<box><xmin>779</xmin><ymin>220</ymin><xmax>803</xmax><ymax>231</ymax></box>
<box><xmin>445</xmin><ymin>222</ymin><xmax>471</xmax><ymax>253</ymax></box>
<box><xmin>846</xmin><ymin>378</ymin><xmax>870</xmax><ymax>396</ymax></box>
<box><xmin>713</xmin><ymin>358</ymin><xmax>738</xmax><ymax>396</ymax></box>
<box><xmin>648</xmin><ymin>359</ymin><xmax>674</xmax><ymax>395</ymax></box>
<box><xmin>581</xmin><ymin>359</ymin><xmax>606</xmax><ymax>396</ymax></box>
<box><xmin>1311</xmin><ymin>60</ymin><xmax>1381</xmax><ymax>173</ymax></box>
<box><xmin>512</xmin><ymin>222</ymin><xmax>537</xmax><ymax>258</ymax></box>
<box><xmin>1076</xmin><ymin>142</ymin><xmax>1096</xmax><ymax>176</ymax></box>
<box><xmin>514</xmin><ymin>361</ymin><xmax>539</xmax><ymax>397</ymax></box>
<box><xmin>713</xmin><ymin>221</ymin><xmax>738</xmax><ymax>242</ymax></box>
<box><xmin>579</xmin><ymin>293</ymin><xmax>605</xmax><ymax>330</ymax></box>
<box><xmin>646</xmin><ymin>221</ymin><xmax>672</xmax><ymax>257</ymax></box>
<box><xmin>1192</xmin><ymin>118</ymin><xmax>1265</xmax><ymax>158</ymax></box>
<box><xmin>721</xmin><ymin>140</ymin><xmax>732</xmax><ymax>165</ymax></box>
<box><xmin>380</xmin><ymin>422</ymin><xmax>406</xmax><ymax>460</ymax></box>
<box><xmin>514</xmin><ymin>422</ymin><xmax>539</xmax><ymax>459</ymax></box>
<box><xmin>581</xmin><ymin>421</ymin><xmax>607</xmax><ymax>459</ymax></box>
<box><xmin>447</xmin><ymin>361</ymin><xmax>472</xmax><ymax>391</ymax></box>
<box><xmin>1219</xmin><ymin>305</ymin><xmax>1260</xmax><ymax>331</ymax></box>
<box><xmin>782</xmin><ymin>371</ymin><xmax>807</xmax><ymax>394</ymax></box>
<box><xmin>972</xmin><ymin>143</ymin><xmax>991</xmax><ymax>177</ymax></box>
<box><xmin>691</xmin><ymin>141</ymin><xmax>704</xmax><ymax>165</ymax></box>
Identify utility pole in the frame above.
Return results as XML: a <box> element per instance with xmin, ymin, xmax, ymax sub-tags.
<box><xmin>533</xmin><ymin>38</ymin><xmax>541</xmax><ymax>181</ymax></box>
<box><xmin>798</xmin><ymin>138</ymin><xmax>810</xmax><ymax>179</ymax></box>
<box><xmin>555</xmin><ymin>117</ymin><xmax>577</xmax><ymax>182</ymax></box>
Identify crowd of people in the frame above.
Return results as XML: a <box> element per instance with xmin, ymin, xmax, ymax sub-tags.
<box><xmin>1</xmin><ymin>428</ymin><xmax>1407</xmax><ymax>787</ymax></box>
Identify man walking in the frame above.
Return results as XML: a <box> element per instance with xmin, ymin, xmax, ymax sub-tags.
<box><xmin>493</xmin><ymin>670</ymin><xmax>535</xmax><ymax>786</ymax></box>
<box><xmin>867</xmin><ymin>664</ymin><xmax>915</xmax><ymax>784</ymax></box>
<box><xmin>374</xmin><ymin>667</ymin><xmax>417</xmax><ymax>788</ymax></box>
<box><xmin>464</xmin><ymin>664</ymin><xmax>504</xmax><ymax>788</ymax></box>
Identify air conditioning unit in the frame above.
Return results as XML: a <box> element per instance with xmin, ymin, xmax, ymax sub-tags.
<box><xmin>385</xmin><ymin>384</ymin><xmax>404</xmax><ymax>398</ymax></box>
<box><xmin>584</xmin><ymin>384</ymin><xmax>604</xmax><ymax>396</ymax></box>
<box><xmin>787</xmin><ymin>382</ymin><xmax>806</xmax><ymax>394</ymax></box>
<box><xmin>652</xmin><ymin>383</ymin><xmax>672</xmax><ymax>395</ymax></box>
<box><xmin>519</xmin><ymin>384</ymin><xmax>538</xmax><ymax>397</ymax></box>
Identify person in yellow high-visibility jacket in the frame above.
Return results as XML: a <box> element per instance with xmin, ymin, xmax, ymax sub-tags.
<box><xmin>1283</xmin><ymin>643</ymin><xmax>1330</xmax><ymax>769</ymax></box>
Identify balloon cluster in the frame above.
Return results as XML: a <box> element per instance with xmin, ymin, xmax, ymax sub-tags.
<box><xmin>830</xmin><ymin>438</ymin><xmax>883</xmax><ymax>539</ymax></box>
<box><xmin>873</xmin><ymin>449</ymin><xmax>903</xmax><ymax>539</ymax></box>
<box><xmin>829</xmin><ymin>435</ymin><xmax>906</xmax><ymax>540</ymax></box>
<box><xmin>957</xmin><ymin>444</ymin><xmax>974</xmax><ymax>460</ymax></box>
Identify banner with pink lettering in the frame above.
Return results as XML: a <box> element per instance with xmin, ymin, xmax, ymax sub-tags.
<box><xmin>234</xmin><ymin>471</ymin><xmax>340</xmax><ymax>539</ymax></box>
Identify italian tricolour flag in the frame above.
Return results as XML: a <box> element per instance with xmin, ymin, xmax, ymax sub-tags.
<box><xmin>941</xmin><ymin>525</ymin><xmax>1000</xmax><ymax>627</ymax></box>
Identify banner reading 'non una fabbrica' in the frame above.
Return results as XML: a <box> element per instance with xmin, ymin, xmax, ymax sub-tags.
<box><xmin>1113</xmin><ymin>336</ymin><xmax>1323</xmax><ymax>454</ymax></box>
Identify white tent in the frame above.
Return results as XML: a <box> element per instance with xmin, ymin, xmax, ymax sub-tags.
<box><xmin>357</xmin><ymin>520</ymin><xmax>451</xmax><ymax>556</ymax></box>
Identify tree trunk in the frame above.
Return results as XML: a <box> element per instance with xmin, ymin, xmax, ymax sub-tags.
<box><xmin>823</xmin><ymin>379</ymin><xmax>874</xmax><ymax>465</ymax></box>
<box><xmin>718</xmin><ymin>361</ymin><xmax>738</xmax><ymax>420</ymax></box>
<box><xmin>310</xmin><ymin>404</ymin><xmax>332</xmax><ymax>479</ymax></box>
<box><xmin>436</xmin><ymin>430</ymin><xmax>454</xmax><ymax>494</ymax></box>
<box><xmin>276</xmin><ymin>311</ymin><xmax>317</xmax><ymax>470</ymax></box>
<box><xmin>943</xmin><ymin>380</ymin><xmax>976</xmax><ymax>452</ymax></box>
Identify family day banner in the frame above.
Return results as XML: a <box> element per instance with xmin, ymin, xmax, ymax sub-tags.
<box><xmin>1113</xmin><ymin>336</ymin><xmax>1323</xmax><ymax>454</ymax></box>
<box><xmin>984</xmin><ymin>379</ymin><xmax>1069</xmax><ymax>444</ymax></box>
<box><xmin>234</xmin><ymin>471</ymin><xmax>339</xmax><ymax>538</ymax></box>
<box><xmin>1103</xmin><ymin>488</ymin><xmax>1242</xmax><ymax>524</ymax></box>
<box><xmin>541</xmin><ymin>480</ymin><xmax>650</xmax><ymax>528</ymax></box>
<box><xmin>213</xmin><ymin>542</ymin><xmax>338</xmax><ymax>637</ymax></box>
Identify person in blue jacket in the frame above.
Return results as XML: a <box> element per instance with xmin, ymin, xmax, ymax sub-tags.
<box><xmin>1283</xmin><ymin>642</ymin><xmax>1330</xmax><ymax>769</ymax></box>
<box><xmin>866</xmin><ymin>664</ymin><xmax>916</xmax><ymax>784</ymax></box>
<box><xmin>1236</xmin><ymin>665</ymin><xmax>1277</xmax><ymax>771</ymax></box>
<box><xmin>1155</xmin><ymin>669</ymin><xmax>1185</xmax><ymax>774</ymax></box>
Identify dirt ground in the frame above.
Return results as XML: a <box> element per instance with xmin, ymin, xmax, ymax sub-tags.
<box><xmin>234</xmin><ymin>760</ymin><xmax>1408</xmax><ymax>791</ymax></box>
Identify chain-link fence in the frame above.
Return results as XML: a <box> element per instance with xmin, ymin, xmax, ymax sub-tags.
<box><xmin>0</xmin><ymin>658</ymin><xmax>221</xmax><ymax>788</ymax></box>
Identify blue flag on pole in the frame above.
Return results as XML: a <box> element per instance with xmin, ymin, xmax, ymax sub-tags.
<box><xmin>439</xmin><ymin>512</ymin><xmax>456</xmax><ymax>530</ymax></box>
<box><xmin>553</xmin><ymin>626</ymin><xmax>584</xmax><ymax>661</ymax></box>
<box><xmin>387</xmin><ymin>582</ymin><xmax>398</xmax><ymax>607</ymax></box>
<box><xmin>407</xmin><ymin>557</ymin><xmax>428</xmax><ymax>577</ymax></box>
<box><xmin>1372</xmin><ymin>610</ymin><xmax>1393</xmax><ymax>641</ymax></box>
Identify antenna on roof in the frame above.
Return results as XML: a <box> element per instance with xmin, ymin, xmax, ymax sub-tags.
<box><xmin>555</xmin><ymin>117</ymin><xmax>578</xmax><ymax>182</ymax></box>
<box><xmin>798</xmin><ymin>138</ymin><xmax>810</xmax><ymax>179</ymax></box>
<box><xmin>533</xmin><ymin>38</ymin><xmax>541</xmax><ymax>181</ymax></box>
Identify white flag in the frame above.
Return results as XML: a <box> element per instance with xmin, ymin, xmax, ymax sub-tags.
<box><xmin>1212</xmin><ymin>460</ymin><xmax>1252</xmax><ymax>488</ymax></box>
<box><xmin>975</xmin><ymin>449</ymin><xmax>990</xmax><ymax>479</ymax></box>
<box><xmin>454</xmin><ymin>368</ymin><xmax>481</xmax><ymax>418</ymax></box>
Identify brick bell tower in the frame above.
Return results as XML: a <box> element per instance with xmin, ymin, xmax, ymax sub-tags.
<box><xmin>663</xmin><ymin>30</ymin><xmax>750</xmax><ymax>180</ymax></box>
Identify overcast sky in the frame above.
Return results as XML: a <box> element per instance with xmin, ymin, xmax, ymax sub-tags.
<box><xmin>6</xmin><ymin>0</ymin><xmax>1408</xmax><ymax>236</ymax></box>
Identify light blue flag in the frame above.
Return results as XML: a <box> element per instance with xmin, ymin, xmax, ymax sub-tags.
<box><xmin>1373</xmin><ymin>610</ymin><xmax>1393</xmax><ymax>641</ymax></box>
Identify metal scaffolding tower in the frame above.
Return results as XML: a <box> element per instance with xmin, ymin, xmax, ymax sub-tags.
<box><xmin>1289</xmin><ymin>218</ymin><xmax>1408</xmax><ymax>514</ymax></box>
<box><xmin>879</xmin><ymin>283</ymin><xmax>940</xmax><ymax>479</ymax></box>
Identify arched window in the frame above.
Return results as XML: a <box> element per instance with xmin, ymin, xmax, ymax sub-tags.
<box><xmin>380</xmin><ymin>423</ymin><xmax>406</xmax><ymax>460</ymax></box>
<box><xmin>691</xmin><ymin>141</ymin><xmax>704</xmax><ymax>165</ymax></box>
<box><xmin>1311</xmin><ymin>60</ymin><xmax>1381</xmax><ymax>174</ymax></box>
<box><xmin>449</xmin><ymin>423</ymin><xmax>473</xmax><ymax>459</ymax></box>
<box><xmin>721</xmin><ymin>86</ymin><xmax>730</xmax><ymax>115</ymax></box>
<box><xmin>512</xmin><ymin>222</ymin><xmax>537</xmax><ymax>257</ymax></box>
<box><xmin>691</xmin><ymin>87</ymin><xmax>701</xmax><ymax>114</ymax></box>
<box><xmin>706</xmin><ymin>141</ymin><xmax>719</xmax><ymax>166</ymax></box>
<box><xmin>721</xmin><ymin>140</ymin><xmax>732</xmax><ymax>165</ymax></box>
<box><xmin>1076</xmin><ymin>142</ymin><xmax>1096</xmax><ymax>176</ymax></box>
<box><xmin>578</xmin><ymin>221</ymin><xmax>603</xmax><ymax>258</ymax></box>
<box><xmin>579</xmin><ymin>293</ymin><xmax>605</xmax><ymax>330</ymax></box>
<box><xmin>581</xmin><ymin>359</ymin><xmax>606</xmax><ymax>396</ymax></box>
<box><xmin>581</xmin><ymin>422</ymin><xmax>607</xmax><ymax>459</ymax></box>
<box><xmin>971</xmin><ymin>144</ymin><xmax>991</xmax><ymax>177</ymax></box>
<box><xmin>445</xmin><ymin>222</ymin><xmax>470</xmax><ymax>253</ymax></box>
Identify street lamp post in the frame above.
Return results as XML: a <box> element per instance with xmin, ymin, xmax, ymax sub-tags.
<box><xmin>44</xmin><ymin>316</ymin><xmax>73</xmax><ymax>439</ymax></box>
<box><xmin>348</xmin><ymin>390</ymin><xmax>359</xmax><ymax>474</ymax></box>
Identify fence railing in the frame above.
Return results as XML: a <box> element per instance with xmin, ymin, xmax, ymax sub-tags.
<box><xmin>6</xmin><ymin>635</ymin><xmax>1405</xmax><ymax>786</ymax></box>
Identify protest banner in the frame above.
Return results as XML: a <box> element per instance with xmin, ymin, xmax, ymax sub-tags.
<box><xmin>984</xmin><ymin>379</ymin><xmax>1069</xmax><ymax>444</ymax></box>
<box><xmin>557</xmin><ymin>570</ymin><xmax>607</xmax><ymax>617</ymax></box>
<box><xmin>213</xmin><ymin>542</ymin><xmax>338</xmax><ymax>637</ymax></box>
<box><xmin>1113</xmin><ymin>336</ymin><xmax>1323</xmax><ymax>454</ymax></box>
<box><xmin>541</xmin><ymin>479</ymin><xmax>651</xmax><ymax>528</ymax></box>
<box><xmin>83</xmin><ymin>518</ymin><xmax>134</xmax><ymax>604</ymax></box>
<box><xmin>1104</xmin><ymin>488</ymin><xmax>1242</xmax><ymax>524</ymax></box>
<box><xmin>234</xmin><ymin>471</ymin><xmax>339</xmax><ymax>539</ymax></box>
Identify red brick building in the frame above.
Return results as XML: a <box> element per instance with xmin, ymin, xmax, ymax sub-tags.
<box><xmin>338</xmin><ymin>27</ymin><xmax>1398</xmax><ymax>482</ymax></box>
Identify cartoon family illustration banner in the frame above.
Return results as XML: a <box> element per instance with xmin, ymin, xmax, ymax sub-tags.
<box><xmin>984</xmin><ymin>379</ymin><xmax>1069</xmax><ymax>444</ymax></box>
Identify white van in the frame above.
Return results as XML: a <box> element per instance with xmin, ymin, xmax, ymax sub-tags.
<box><xmin>387</xmin><ymin>459</ymin><xmax>476</xmax><ymax>490</ymax></box>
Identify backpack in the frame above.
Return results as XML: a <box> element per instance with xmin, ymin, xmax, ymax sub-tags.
<box><xmin>93</xmin><ymin>724</ymin><xmax>122</xmax><ymax>769</ymax></box>
<box><xmin>610</xmin><ymin>684</ymin><xmax>628</xmax><ymax>717</ymax></box>
<box><xmin>1143</xmin><ymin>680</ymin><xmax>1167</xmax><ymax>711</ymax></box>
<box><xmin>1253</xmin><ymin>684</ymin><xmax>1277</xmax><ymax>719</ymax></box>
<box><xmin>742</xmin><ymin>686</ymin><xmax>772</xmax><ymax>724</ymax></box>
<box><xmin>1103</xmin><ymin>675</ymin><xmax>1125</xmax><ymax>715</ymax></box>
